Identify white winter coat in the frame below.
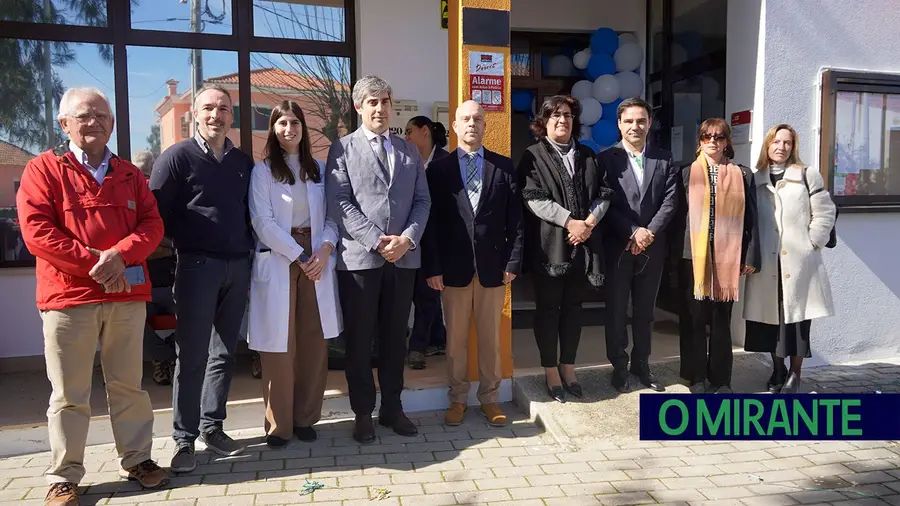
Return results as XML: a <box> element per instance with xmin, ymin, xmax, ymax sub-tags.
<box><xmin>742</xmin><ymin>165</ymin><xmax>836</xmax><ymax>325</ymax></box>
<box><xmin>247</xmin><ymin>159</ymin><xmax>343</xmax><ymax>353</ymax></box>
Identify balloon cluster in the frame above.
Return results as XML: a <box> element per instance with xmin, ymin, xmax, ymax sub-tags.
<box><xmin>571</xmin><ymin>28</ymin><xmax>644</xmax><ymax>153</ymax></box>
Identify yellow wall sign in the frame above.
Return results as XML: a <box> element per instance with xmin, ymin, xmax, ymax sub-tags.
<box><xmin>441</xmin><ymin>0</ymin><xmax>449</xmax><ymax>30</ymax></box>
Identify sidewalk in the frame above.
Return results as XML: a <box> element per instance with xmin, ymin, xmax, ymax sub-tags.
<box><xmin>2</xmin><ymin>360</ymin><xmax>900</xmax><ymax>505</ymax></box>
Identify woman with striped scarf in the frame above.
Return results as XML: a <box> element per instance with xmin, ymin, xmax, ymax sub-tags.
<box><xmin>678</xmin><ymin>118</ymin><xmax>760</xmax><ymax>394</ymax></box>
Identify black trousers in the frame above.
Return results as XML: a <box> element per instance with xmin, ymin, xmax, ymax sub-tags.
<box><xmin>532</xmin><ymin>262</ymin><xmax>586</xmax><ymax>368</ymax></box>
<box><xmin>338</xmin><ymin>263</ymin><xmax>416</xmax><ymax>416</ymax></box>
<box><xmin>604</xmin><ymin>241</ymin><xmax>666</xmax><ymax>371</ymax></box>
<box><xmin>678</xmin><ymin>259</ymin><xmax>734</xmax><ymax>387</ymax></box>
<box><xmin>408</xmin><ymin>269</ymin><xmax>446</xmax><ymax>354</ymax></box>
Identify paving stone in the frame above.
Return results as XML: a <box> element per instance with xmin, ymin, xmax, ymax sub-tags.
<box><xmin>453</xmin><ymin>489</ymin><xmax>511</xmax><ymax>503</ymax></box>
<box><xmin>593</xmin><ymin>491</ymin><xmax>656</xmax><ymax>505</ymax></box>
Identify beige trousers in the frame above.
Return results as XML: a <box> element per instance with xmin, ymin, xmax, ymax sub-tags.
<box><xmin>41</xmin><ymin>301</ymin><xmax>153</xmax><ymax>484</ymax></box>
<box><xmin>259</xmin><ymin>230</ymin><xmax>328</xmax><ymax>439</ymax></box>
<box><xmin>441</xmin><ymin>276</ymin><xmax>505</xmax><ymax>405</ymax></box>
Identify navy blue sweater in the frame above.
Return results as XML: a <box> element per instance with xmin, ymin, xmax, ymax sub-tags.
<box><xmin>149</xmin><ymin>138</ymin><xmax>253</xmax><ymax>258</ymax></box>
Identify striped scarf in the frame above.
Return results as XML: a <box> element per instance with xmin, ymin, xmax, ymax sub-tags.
<box><xmin>688</xmin><ymin>153</ymin><xmax>745</xmax><ymax>301</ymax></box>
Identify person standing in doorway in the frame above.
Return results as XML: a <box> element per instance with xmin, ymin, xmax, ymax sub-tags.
<box><xmin>325</xmin><ymin>75</ymin><xmax>431</xmax><ymax>444</ymax></box>
<box><xmin>422</xmin><ymin>100</ymin><xmax>523</xmax><ymax>427</ymax></box>
<box><xmin>404</xmin><ymin>116</ymin><xmax>450</xmax><ymax>370</ymax></box>
<box><xmin>247</xmin><ymin>101</ymin><xmax>342</xmax><ymax>448</ymax></box>
<box><xmin>150</xmin><ymin>84</ymin><xmax>254</xmax><ymax>472</ymax></box>
<box><xmin>598</xmin><ymin>97</ymin><xmax>679</xmax><ymax>393</ymax></box>
<box><xmin>17</xmin><ymin>87</ymin><xmax>169</xmax><ymax>506</ymax></box>
<box><xmin>678</xmin><ymin>118</ymin><xmax>760</xmax><ymax>394</ymax></box>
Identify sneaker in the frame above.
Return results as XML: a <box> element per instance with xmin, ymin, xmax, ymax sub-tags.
<box><xmin>200</xmin><ymin>429</ymin><xmax>246</xmax><ymax>457</ymax></box>
<box><xmin>425</xmin><ymin>345</ymin><xmax>446</xmax><ymax>357</ymax></box>
<box><xmin>45</xmin><ymin>482</ymin><xmax>79</xmax><ymax>506</ymax></box>
<box><xmin>408</xmin><ymin>351</ymin><xmax>426</xmax><ymax>370</ymax></box>
<box><xmin>480</xmin><ymin>403</ymin><xmax>507</xmax><ymax>427</ymax></box>
<box><xmin>151</xmin><ymin>359</ymin><xmax>172</xmax><ymax>385</ymax></box>
<box><xmin>118</xmin><ymin>460</ymin><xmax>170</xmax><ymax>489</ymax></box>
<box><xmin>170</xmin><ymin>443</ymin><xmax>196</xmax><ymax>473</ymax></box>
<box><xmin>444</xmin><ymin>402</ymin><xmax>466</xmax><ymax>426</ymax></box>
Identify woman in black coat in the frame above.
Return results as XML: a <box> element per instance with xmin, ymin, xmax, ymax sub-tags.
<box><xmin>518</xmin><ymin>94</ymin><xmax>614</xmax><ymax>403</ymax></box>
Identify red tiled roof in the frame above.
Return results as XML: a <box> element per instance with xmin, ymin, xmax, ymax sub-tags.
<box><xmin>206</xmin><ymin>67</ymin><xmax>348</xmax><ymax>92</ymax></box>
<box><xmin>0</xmin><ymin>140</ymin><xmax>35</xmax><ymax>166</ymax></box>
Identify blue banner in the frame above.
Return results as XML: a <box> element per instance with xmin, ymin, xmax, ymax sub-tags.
<box><xmin>639</xmin><ymin>394</ymin><xmax>900</xmax><ymax>440</ymax></box>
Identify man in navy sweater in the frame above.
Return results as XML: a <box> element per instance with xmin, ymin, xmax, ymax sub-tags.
<box><xmin>150</xmin><ymin>84</ymin><xmax>254</xmax><ymax>473</ymax></box>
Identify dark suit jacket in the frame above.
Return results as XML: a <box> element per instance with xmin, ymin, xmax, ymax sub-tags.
<box><xmin>598</xmin><ymin>143</ymin><xmax>679</xmax><ymax>250</ymax></box>
<box><xmin>422</xmin><ymin>147</ymin><xmax>524</xmax><ymax>288</ymax></box>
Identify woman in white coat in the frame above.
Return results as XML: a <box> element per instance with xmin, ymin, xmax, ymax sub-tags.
<box><xmin>742</xmin><ymin>124</ymin><xmax>836</xmax><ymax>394</ymax></box>
<box><xmin>248</xmin><ymin>100</ymin><xmax>343</xmax><ymax>448</ymax></box>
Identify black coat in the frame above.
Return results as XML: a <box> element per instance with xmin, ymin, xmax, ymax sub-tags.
<box><xmin>421</xmin><ymin>148</ymin><xmax>524</xmax><ymax>288</ymax></box>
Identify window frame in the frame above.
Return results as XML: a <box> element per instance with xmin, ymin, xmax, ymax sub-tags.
<box><xmin>820</xmin><ymin>68</ymin><xmax>900</xmax><ymax>212</ymax></box>
<box><xmin>0</xmin><ymin>0</ymin><xmax>358</xmax><ymax>268</ymax></box>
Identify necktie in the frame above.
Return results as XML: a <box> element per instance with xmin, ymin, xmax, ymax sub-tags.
<box><xmin>374</xmin><ymin>135</ymin><xmax>390</xmax><ymax>181</ymax></box>
<box><xmin>466</xmin><ymin>152</ymin><xmax>481</xmax><ymax>211</ymax></box>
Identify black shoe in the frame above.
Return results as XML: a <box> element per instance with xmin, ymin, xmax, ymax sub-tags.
<box><xmin>631</xmin><ymin>364</ymin><xmax>665</xmax><ymax>392</ymax></box>
<box><xmin>294</xmin><ymin>426</ymin><xmax>317</xmax><ymax>442</ymax></box>
<box><xmin>200</xmin><ymin>429</ymin><xmax>246</xmax><ymax>457</ymax></box>
<box><xmin>563</xmin><ymin>381</ymin><xmax>583</xmax><ymax>398</ymax></box>
<box><xmin>265</xmin><ymin>434</ymin><xmax>289</xmax><ymax>448</ymax></box>
<box><xmin>378</xmin><ymin>410</ymin><xmax>418</xmax><ymax>437</ymax></box>
<box><xmin>767</xmin><ymin>365</ymin><xmax>788</xmax><ymax>393</ymax></box>
<box><xmin>353</xmin><ymin>416</ymin><xmax>376</xmax><ymax>444</ymax></box>
<box><xmin>547</xmin><ymin>382</ymin><xmax>566</xmax><ymax>403</ymax></box>
<box><xmin>781</xmin><ymin>372</ymin><xmax>801</xmax><ymax>394</ymax></box>
<box><xmin>611</xmin><ymin>368</ymin><xmax>630</xmax><ymax>393</ymax></box>
<box><xmin>689</xmin><ymin>381</ymin><xmax>707</xmax><ymax>394</ymax></box>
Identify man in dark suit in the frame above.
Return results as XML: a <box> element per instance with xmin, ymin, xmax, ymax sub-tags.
<box><xmin>598</xmin><ymin>97</ymin><xmax>679</xmax><ymax>393</ymax></box>
<box><xmin>325</xmin><ymin>75</ymin><xmax>431</xmax><ymax>443</ymax></box>
<box><xmin>422</xmin><ymin>100</ymin><xmax>523</xmax><ymax>427</ymax></box>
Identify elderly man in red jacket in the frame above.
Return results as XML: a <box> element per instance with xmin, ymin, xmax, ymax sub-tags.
<box><xmin>16</xmin><ymin>87</ymin><xmax>169</xmax><ymax>506</ymax></box>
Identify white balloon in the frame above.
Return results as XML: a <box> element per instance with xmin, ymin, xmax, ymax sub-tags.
<box><xmin>573</xmin><ymin>49</ymin><xmax>591</xmax><ymax>70</ymax></box>
<box><xmin>571</xmin><ymin>80</ymin><xmax>594</xmax><ymax>100</ymax></box>
<box><xmin>580</xmin><ymin>97</ymin><xmax>602</xmax><ymax>125</ymax></box>
<box><xmin>618</xmin><ymin>33</ymin><xmax>638</xmax><ymax>46</ymax></box>
<box><xmin>580</xmin><ymin>124</ymin><xmax>593</xmax><ymax>141</ymax></box>
<box><xmin>615</xmin><ymin>71</ymin><xmax>643</xmax><ymax>99</ymax></box>
<box><xmin>614</xmin><ymin>43</ymin><xmax>643</xmax><ymax>72</ymax></box>
<box><xmin>548</xmin><ymin>54</ymin><xmax>575</xmax><ymax>76</ymax></box>
<box><xmin>592</xmin><ymin>75</ymin><xmax>620</xmax><ymax>104</ymax></box>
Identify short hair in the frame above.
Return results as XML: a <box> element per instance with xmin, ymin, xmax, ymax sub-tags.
<box><xmin>57</xmin><ymin>87</ymin><xmax>112</xmax><ymax>120</ymax></box>
<box><xmin>132</xmin><ymin>150</ymin><xmax>155</xmax><ymax>177</ymax></box>
<box><xmin>351</xmin><ymin>75</ymin><xmax>392</xmax><ymax>108</ymax></box>
<box><xmin>616</xmin><ymin>97</ymin><xmax>652</xmax><ymax>121</ymax></box>
<box><xmin>756</xmin><ymin>123</ymin><xmax>804</xmax><ymax>170</ymax></box>
<box><xmin>530</xmin><ymin>95</ymin><xmax>582</xmax><ymax>140</ymax></box>
<box><xmin>193</xmin><ymin>84</ymin><xmax>233</xmax><ymax>109</ymax></box>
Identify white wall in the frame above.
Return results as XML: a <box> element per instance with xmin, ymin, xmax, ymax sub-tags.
<box><xmin>0</xmin><ymin>269</ymin><xmax>43</xmax><ymax>358</ymax></box>
<box><xmin>727</xmin><ymin>0</ymin><xmax>900</xmax><ymax>364</ymax></box>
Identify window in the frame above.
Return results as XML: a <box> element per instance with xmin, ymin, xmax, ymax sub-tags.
<box><xmin>1</xmin><ymin>1</ymin><xmax>108</xmax><ymax>26</ymax></box>
<box><xmin>131</xmin><ymin>0</ymin><xmax>232</xmax><ymax>35</ymax></box>
<box><xmin>820</xmin><ymin>70</ymin><xmax>900</xmax><ymax>209</ymax></box>
<box><xmin>253</xmin><ymin>0</ymin><xmax>345</xmax><ymax>42</ymax></box>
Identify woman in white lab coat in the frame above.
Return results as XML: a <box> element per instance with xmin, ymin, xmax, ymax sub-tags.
<box><xmin>248</xmin><ymin>100</ymin><xmax>342</xmax><ymax>448</ymax></box>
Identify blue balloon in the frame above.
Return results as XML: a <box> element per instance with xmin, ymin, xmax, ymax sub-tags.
<box><xmin>511</xmin><ymin>90</ymin><xmax>533</xmax><ymax>113</ymax></box>
<box><xmin>580</xmin><ymin>140</ymin><xmax>601</xmax><ymax>154</ymax></box>
<box><xmin>602</xmin><ymin>98</ymin><xmax>623</xmax><ymax>117</ymax></box>
<box><xmin>591</xmin><ymin>119</ymin><xmax>619</xmax><ymax>147</ymax></box>
<box><xmin>587</xmin><ymin>53</ymin><xmax>616</xmax><ymax>80</ymax></box>
<box><xmin>590</xmin><ymin>27</ymin><xmax>619</xmax><ymax>56</ymax></box>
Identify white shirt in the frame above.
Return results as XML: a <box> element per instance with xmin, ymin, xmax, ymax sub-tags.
<box><xmin>626</xmin><ymin>144</ymin><xmax>647</xmax><ymax>197</ymax></box>
<box><xmin>425</xmin><ymin>146</ymin><xmax>437</xmax><ymax>169</ymax></box>
<box><xmin>287</xmin><ymin>154</ymin><xmax>311</xmax><ymax>228</ymax></box>
<box><xmin>361</xmin><ymin>125</ymin><xmax>394</xmax><ymax>179</ymax></box>
<box><xmin>69</xmin><ymin>141</ymin><xmax>111</xmax><ymax>185</ymax></box>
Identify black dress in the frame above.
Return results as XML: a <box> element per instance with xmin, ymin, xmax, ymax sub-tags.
<box><xmin>744</xmin><ymin>171</ymin><xmax>812</xmax><ymax>358</ymax></box>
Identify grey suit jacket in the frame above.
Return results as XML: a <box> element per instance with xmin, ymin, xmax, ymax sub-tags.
<box><xmin>325</xmin><ymin>127</ymin><xmax>431</xmax><ymax>271</ymax></box>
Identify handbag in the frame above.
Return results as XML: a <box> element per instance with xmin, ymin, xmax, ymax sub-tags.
<box><xmin>801</xmin><ymin>167</ymin><xmax>838</xmax><ymax>248</ymax></box>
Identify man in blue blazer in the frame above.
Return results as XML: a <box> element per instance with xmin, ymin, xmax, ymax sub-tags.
<box><xmin>598</xmin><ymin>98</ymin><xmax>679</xmax><ymax>393</ymax></box>
<box><xmin>421</xmin><ymin>100</ymin><xmax>523</xmax><ymax>428</ymax></box>
<box><xmin>325</xmin><ymin>75</ymin><xmax>431</xmax><ymax>443</ymax></box>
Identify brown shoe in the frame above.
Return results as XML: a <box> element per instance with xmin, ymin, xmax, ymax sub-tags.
<box><xmin>480</xmin><ymin>403</ymin><xmax>507</xmax><ymax>427</ymax></box>
<box><xmin>45</xmin><ymin>482</ymin><xmax>79</xmax><ymax>506</ymax></box>
<box><xmin>118</xmin><ymin>460</ymin><xmax>170</xmax><ymax>489</ymax></box>
<box><xmin>444</xmin><ymin>402</ymin><xmax>467</xmax><ymax>426</ymax></box>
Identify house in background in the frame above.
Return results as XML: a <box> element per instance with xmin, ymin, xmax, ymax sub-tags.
<box><xmin>154</xmin><ymin>68</ymin><xmax>349</xmax><ymax>162</ymax></box>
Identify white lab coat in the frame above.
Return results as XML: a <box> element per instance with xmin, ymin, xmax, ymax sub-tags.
<box><xmin>247</xmin><ymin>159</ymin><xmax>342</xmax><ymax>353</ymax></box>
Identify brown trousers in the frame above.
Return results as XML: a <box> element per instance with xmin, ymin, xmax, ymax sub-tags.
<box><xmin>41</xmin><ymin>301</ymin><xmax>153</xmax><ymax>484</ymax></box>
<box><xmin>259</xmin><ymin>230</ymin><xmax>328</xmax><ymax>438</ymax></box>
<box><xmin>441</xmin><ymin>275</ymin><xmax>505</xmax><ymax>405</ymax></box>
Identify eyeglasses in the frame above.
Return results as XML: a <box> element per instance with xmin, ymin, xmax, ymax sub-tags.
<box><xmin>618</xmin><ymin>247</ymin><xmax>651</xmax><ymax>276</ymax></box>
<box><xmin>69</xmin><ymin>112</ymin><xmax>111</xmax><ymax>124</ymax></box>
<box><xmin>700</xmin><ymin>133</ymin><xmax>728</xmax><ymax>142</ymax></box>
<box><xmin>550</xmin><ymin>112</ymin><xmax>574</xmax><ymax>121</ymax></box>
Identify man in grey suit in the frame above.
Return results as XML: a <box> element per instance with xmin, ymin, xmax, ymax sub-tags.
<box><xmin>326</xmin><ymin>75</ymin><xmax>431</xmax><ymax>443</ymax></box>
<box><xmin>598</xmin><ymin>97</ymin><xmax>679</xmax><ymax>394</ymax></box>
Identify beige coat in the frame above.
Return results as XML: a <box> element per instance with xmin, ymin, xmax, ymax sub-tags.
<box><xmin>742</xmin><ymin>165</ymin><xmax>836</xmax><ymax>325</ymax></box>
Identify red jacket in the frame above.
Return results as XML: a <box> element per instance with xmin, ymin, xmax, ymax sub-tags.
<box><xmin>16</xmin><ymin>148</ymin><xmax>165</xmax><ymax>310</ymax></box>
